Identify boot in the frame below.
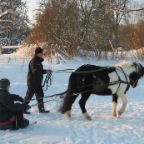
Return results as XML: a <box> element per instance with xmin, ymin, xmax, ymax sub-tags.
<box><xmin>23</xmin><ymin>105</ymin><xmax>30</xmax><ymax>114</ymax></box>
<box><xmin>38</xmin><ymin>100</ymin><xmax>50</xmax><ymax>113</ymax></box>
<box><xmin>23</xmin><ymin>100</ymin><xmax>30</xmax><ymax>114</ymax></box>
<box><xmin>23</xmin><ymin>104</ymin><xmax>30</xmax><ymax>114</ymax></box>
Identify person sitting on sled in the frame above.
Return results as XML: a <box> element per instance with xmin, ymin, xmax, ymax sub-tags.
<box><xmin>0</xmin><ymin>78</ymin><xmax>31</xmax><ymax>130</ymax></box>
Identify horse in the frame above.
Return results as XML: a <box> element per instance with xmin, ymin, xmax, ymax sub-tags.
<box><xmin>58</xmin><ymin>61</ymin><xmax>144</xmax><ymax>120</ymax></box>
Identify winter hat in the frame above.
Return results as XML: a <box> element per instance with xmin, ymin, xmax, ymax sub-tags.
<box><xmin>35</xmin><ymin>47</ymin><xmax>43</xmax><ymax>55</ymax></box>
<box><xmin>0</xmin><ymin>78</ymin><xmax>10</xmax><ymax>89</ymax></box>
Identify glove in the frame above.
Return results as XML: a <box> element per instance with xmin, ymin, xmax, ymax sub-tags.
<box><xmin>46</xmin><ymin>69</ymin><xmax>52</xmax><ymax>74</ymax></box>
<box><xmin>11</xmin><ymin>94</ymin><xmax>24</xmax><ymax>102</ymax></box>
<box><xmin>25</xmin><ymin>104</ymin><xmax>31</xmax><ymax>111</ymax></box>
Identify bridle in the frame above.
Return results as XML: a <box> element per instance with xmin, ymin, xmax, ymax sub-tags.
<box><xmin>130</xmin><ymin>63</ymin><xmax>144</xmax><ymax>88</ymax></box>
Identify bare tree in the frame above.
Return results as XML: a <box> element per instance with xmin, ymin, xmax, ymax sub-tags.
<box><xmin>27</xmin><ymin>0</ymin><xmax>144</xmax><ymax>58</ymax></box>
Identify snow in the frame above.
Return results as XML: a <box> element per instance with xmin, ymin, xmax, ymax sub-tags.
<box><xmin>0</xmin><ymin>53</ymin><xmax>144</xmax><ymax>144</ymax></box>
<box><xmin>2</xmin><ymin>45</ymin><xmax>22</xmax><ymax>49</ymax></box>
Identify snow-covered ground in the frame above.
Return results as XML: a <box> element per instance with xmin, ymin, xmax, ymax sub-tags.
<box><xmin>0</xmin><ymin>54</ymin><xmax>144</xmax><ymax>144</ymax></box>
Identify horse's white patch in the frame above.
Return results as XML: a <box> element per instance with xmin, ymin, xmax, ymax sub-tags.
<box><xmin>112</xmin><ymin>101</ymin><xmax>117</xmax><ymax>117</ymax></box>
<box><xmin>108</xmin><ymin>62</ymin><xmax>136</xmax><ymax>94</ymax></box>
<box><xmin>108</xmin><ymin>71</ymin><xmax>119</xmax><ymax>94</ymax></box>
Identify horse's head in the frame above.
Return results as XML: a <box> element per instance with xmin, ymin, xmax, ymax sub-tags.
<box><xmin>129</xmin><ymin>62</ymin><xmax>144</xmax><ymax>88</ymax></box>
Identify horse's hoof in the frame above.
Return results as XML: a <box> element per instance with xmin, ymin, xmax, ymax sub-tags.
<box><xmin>116</xmin><ymin>112</ymin><xmax>120</xmax><ymax>118</ymax></box>
<box><xmin>112</xmin><ymin>112</ymin><xmax>117</xmax><ymax>117</ymax></box>
<box><xmin>117</xmin><ymin>111</ymin><xmax>122</xmax><ymax>118</ymax></box>
<box><xmin>86</xmin><ymin>116</ymin><xmax>92</xmax><ymax>120</ymax></box>
<box><xmin>65</xmin><ymin>111</ymin><xmax>71</xmax><ymax>118</ymax></box>
<box><xmin>83</xmin><ymin>113</ymin><xmax>92</xmax><ymax>120</ymax></box>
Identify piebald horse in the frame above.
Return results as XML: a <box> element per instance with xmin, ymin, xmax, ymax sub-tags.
<box><xmin>58</xmin><ymin>61</ymin><xmax>144</xmax><ymax>120</ymax></box>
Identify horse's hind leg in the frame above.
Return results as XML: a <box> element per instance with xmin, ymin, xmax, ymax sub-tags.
<box><xmin>112</xmin><ymin>94</ymin><xmax>118</xmax><ymax>117</ymax></box>
<box><xmin>65</xmin><ymin>95</ymin><xmax>78</xmax><ymax>118</ymax></box>
<box><xmin>79</xmin><ymin>93</ymin><xmax>91</xmax><ymax>120</ymax></box>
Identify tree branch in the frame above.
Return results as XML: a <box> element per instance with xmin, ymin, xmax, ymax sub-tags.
<box><xmin>0</xmin><ymin>10</ymin><xmax>10</xmax><ymax>18</ymax></box>
<box><xmin>111</xmin><ymin>7</ymin><xmax>144</xmax><ymax>14</ymax></box>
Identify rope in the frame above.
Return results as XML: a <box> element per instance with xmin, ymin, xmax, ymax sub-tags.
<box><xmin>30</xmin><ymin>89</ymin><xmax>94</xmax><ymax>107</ymax></box>
<box><xmin>25</xmin><ymin>91</ymin><xmax>67</xmax><ymax>102</ymax></box>
<box><xmin>30</xmin><ymin>91</ymin><xmax>67</xmax><ymax>107</ymax></box>
<box><xmin>55</xmin><ymin>69</ymin><xmax>75</xmax><ymax>72</ymax></box>
<box><xmin>30</xmin><ymin>99</ymin><xmax>58</xmax><ymax>107</ymax></box>
<box><xmin>42</xmin><ymin>73</ymin><xmax>53</xmax><ymax>91</ymax></box>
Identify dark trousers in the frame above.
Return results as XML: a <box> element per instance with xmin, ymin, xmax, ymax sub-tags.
<box><xmin>24</xmin><ymin>85</ymin><xmax>45</xmax><ymax>111</ymax></box>
<box><xmin>25</xmin><ymin>85</ymin><xmax>44</xmax><ymax>103</ymax></box>
<box><xmin>0</xmin><ymin>112</ymin><xmax>29</xmax><ymax>130</ymax></box>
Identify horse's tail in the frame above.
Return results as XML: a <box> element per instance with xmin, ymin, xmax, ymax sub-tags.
<box><xmin>58</xmin><ymin>73</ymin><xmax>76</xmax><ymax>114</ymax></box>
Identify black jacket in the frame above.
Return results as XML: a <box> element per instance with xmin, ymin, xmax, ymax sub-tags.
<box><xmin>0</xmin><ymin>90</ymin><xmax>25</xmax><ymax>122</ymax></box>
<box><xmin>27</xmin><ymin>56</ymin><xmax>46</xmax><ymax>85</ymax></box>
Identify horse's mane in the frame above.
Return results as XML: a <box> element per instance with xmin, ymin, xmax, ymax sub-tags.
<box><xmin>114</xmin><ymin>61</ymin><xmax>134</xmax><ymax>68</ymax></box>
<box><xmin>114</xmin><ymin>61</ymin><xmax>144</xmax><ymax>79</ymax></box>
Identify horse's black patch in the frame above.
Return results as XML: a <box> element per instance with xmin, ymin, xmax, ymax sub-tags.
<box><xmin>93</xmin><ymin>77</ymin><xmax>108</xmax><ymax>93</ymax></box>
<box><xmin>129</xmin><ymin>72</ymin><xmax>138</xmax><ymax>88</ymax></box>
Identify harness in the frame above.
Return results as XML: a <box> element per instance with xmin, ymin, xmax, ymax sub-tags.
<box><xmin>114</xmin><ymin>66</ymin><xmax>130</xmax><ymax>94</ymax></box>
<box><xmin>27</xmin><ymin>63</ymin><xmax>143</xmax><ymax>105</ymax></box>
<box><xmin>77</xmin><ymin>66</ymin><xmax>132</xmax><ymax>94</ymax></box>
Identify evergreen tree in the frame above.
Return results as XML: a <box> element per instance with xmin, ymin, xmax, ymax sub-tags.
<box><xmin>0</xmin><ymin>0</ymin><xmax>30</xmax><ymax>45</ymax></box>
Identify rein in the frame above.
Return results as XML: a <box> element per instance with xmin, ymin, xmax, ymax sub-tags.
<box><xmin>52</xmin><ymin>67</ymin><xmax>111</xmax><ymax>74</ymax></box>
<box><xmin>31</xmin><ymin>99</ymin><xmax>58</xmax><ymax>107</ymax></box>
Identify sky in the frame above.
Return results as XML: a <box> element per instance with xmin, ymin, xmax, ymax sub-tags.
<box><xmin>23</xmin><ymin>0</ymin><xmax>144</xmax><ymax>24</ymax></box>
<box><xmin>22</xmin><ymin>0</ymin><xmax>40</xmax><ymax>23</ymax></box>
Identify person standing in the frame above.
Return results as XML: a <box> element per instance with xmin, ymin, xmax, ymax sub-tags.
<box><xmin>0</xmin><ymin>78</ymin><xmax>30</xmax><ymax>130</ymax></box>
<box><xmin>24</xmin><ymin>47</ymin><xmax>51</xmax><ymax>114</ymax></box>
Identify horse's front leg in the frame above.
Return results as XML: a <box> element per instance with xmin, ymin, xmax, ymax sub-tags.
<box><xmin>117</xmin><ymin>94</ymin><xmax>127</xmax><ymax>117</ymax></box>
<box><xmin>79</xmin><ymin>93</ymin><xmax>91</xmax><ymax>120</ymax></box>
<box><xmin>112</xmin><ymin>94</ymin><xmax>118</xmax><ymax>117</ymax></box>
